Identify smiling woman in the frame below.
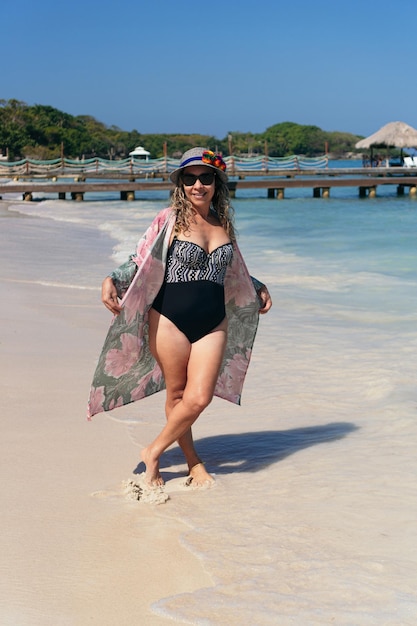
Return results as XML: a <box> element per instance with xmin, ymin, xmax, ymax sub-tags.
<box><xmin>88</xmin><ymin>146</ymin><xmax>272</xmax><ymax>494</ymax></box>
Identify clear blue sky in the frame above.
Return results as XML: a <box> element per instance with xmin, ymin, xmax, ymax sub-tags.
<box><xmin>3</xmin><ymin>0</ymin><xmax>416</xmax><ymax>138</ymax></box>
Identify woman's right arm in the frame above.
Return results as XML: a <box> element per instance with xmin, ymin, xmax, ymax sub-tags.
<box><xmin>101</xmin><ymin>207</ymin><xmax>174</xmax><ymax>315</ymax></box>
<box><xmin>250</xmin><ymin>275</ymin><xmax>272</xmax><ymax>314</ymax></box>
<box><xmin>102</xmin><ymin>276</ymin><xmax>122</xmax><ymax>315</ymax></box>
<box><xmin>101</xmin><ymin>253</ymin><xmax>138</xmax><ymax>315</ymax></box>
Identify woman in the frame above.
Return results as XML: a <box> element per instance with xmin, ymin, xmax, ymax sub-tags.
<box><xmin>88</xmin><ymin>147</ymin><xmax>272</xmax><ymax>487</ymax></box>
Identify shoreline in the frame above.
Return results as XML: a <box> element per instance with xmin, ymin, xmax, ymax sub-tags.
<box><xmin>3</xmin><ymin>197</ymin><xmax>417</xmax><ymax>623</ymax></box>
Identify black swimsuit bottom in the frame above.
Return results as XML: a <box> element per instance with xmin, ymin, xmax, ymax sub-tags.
<box><xmin>152</xmin><ymin>238</ymin><xmax>234</xmax><ymax>343</ymax></box>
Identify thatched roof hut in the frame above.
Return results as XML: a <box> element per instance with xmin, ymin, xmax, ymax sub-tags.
<box><xmin>356</xmin><ymin>121</ymin><xmax>417</xmax><ymax>149</ymax></box>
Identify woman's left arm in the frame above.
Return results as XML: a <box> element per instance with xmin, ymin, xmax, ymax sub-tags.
<box><xmin>251</xmin><ymin>276</ymin><xmax>272</xmax><ymax>314</ymax></box>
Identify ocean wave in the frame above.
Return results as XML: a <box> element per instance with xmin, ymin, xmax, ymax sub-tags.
<box><xmin>1</xmin><ymin>277</ymin><xmax>97</xmax><ymax>290</ymax></box>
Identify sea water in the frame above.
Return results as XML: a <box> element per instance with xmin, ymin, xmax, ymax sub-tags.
<box><xmin>4</xmin><ymin>181</ymin><xmax>417</xmax><ymax>624</ymax></box>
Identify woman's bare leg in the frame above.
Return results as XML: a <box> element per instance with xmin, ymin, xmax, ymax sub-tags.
<box><xmin>176</xmin><ymin>428</ymin><xmax>214</xmax><ymax>485</ymax></box>
<box><xmin>161</xmin><ymin>377</ymin><xmax>202</xmax><ymax>469</ymax></box>
<box><xmin>165</xmin><ymin>396</ymin><xmax>211</xmax><ymax>479</ymax></box>
<box><xmin>144</xmin><ymin>309</ymin><xmax>226</xmax><ymax>486</ymax></box>
<box><xmin>176</xmin><ymin>428</ymin><xmax>201</xmax><ymax>471</ymax></box>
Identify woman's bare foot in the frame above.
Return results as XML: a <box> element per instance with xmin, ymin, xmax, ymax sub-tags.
<box><xmin>140</xmin><ymin>447</ymin><xmax>164</xmax><ymax>486</ymax></box>
<box><xmin>186</xmin><ymin>462</ymin><xmax>215</xmax><ymax>487</ymax></box>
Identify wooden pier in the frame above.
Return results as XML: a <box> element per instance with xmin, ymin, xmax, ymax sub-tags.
<box><xmin>1</xmin><ymin>168</ymin><xmax>416</xmax><ymax>201</ymax></box>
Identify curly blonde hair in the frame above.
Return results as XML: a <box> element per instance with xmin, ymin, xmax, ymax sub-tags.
<box><xmin>171</xmin><ymin>175</ymin><xmax>236</xmax><ymax>242</ymax></box>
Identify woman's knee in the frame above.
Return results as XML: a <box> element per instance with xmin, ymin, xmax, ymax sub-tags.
<box><xmin>183</xmin><ymin>389</ymin><xmax>213</xmax><ymax>415</ymax></box>
<box><xmin>165</xmin><ymin>388</ymin><xmax>184</xmax><ymax>414</ymax></box>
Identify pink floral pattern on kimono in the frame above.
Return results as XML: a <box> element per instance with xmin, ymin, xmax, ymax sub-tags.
<box><xmin>122</xmin><ymin>256</ymin><xmax>165</xmax><ymax>326</ymax></box>
<box><xmin>88</xmin><ymin>385</ymin><xmax>106</xmax><ymax>417</ymax></box>
<box><xmin>224</xmin><ymin>252</ymin><xmax>255</xmax><ymax>308</ymax></box>
<box><xmin>87</xmin><ymin>207</ymin><xmax>261</xmax><ymax>419</ymax></box>
<box><xmin>104</xmin><ymin>333</ymin><xmax>140</xmax><ymax>378</ymax></box>
<box><xmin>130</xmin><ymin>368</ymin><xmax>164</xmax><ymax>403</ymax></box>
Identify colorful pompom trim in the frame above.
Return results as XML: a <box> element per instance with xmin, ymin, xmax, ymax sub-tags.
<box><xmin>202</xmin><ymin>150</ymin><xmax>227</xmax><ymax>172</ymax></box>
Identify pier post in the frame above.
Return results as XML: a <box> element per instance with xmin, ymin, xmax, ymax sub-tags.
<box><xmin>397</xmin><ymin>185</ymin><xmax>405</xmax><ymax>196</ymax></box>
<box><xmin>359</xmin><ymin>186</ymin><xmax>367</xmax><ymax>198</ymax></box>
<box><xmin>227</xmin><ymin>182</ymin><xmax>237</xmax><ymax>198</ymax></box>
<box><xmin>313</xmin><ymin>187</ymin><xmax>321</xmax><ymax>198</ymax></box>
<box><xmin>58</xmin><ymin>192</ymin><xmax>66</xmax><ymax>200</ymax></box>
<box><xmin>267</xmin><ymin>188</ymin><xmax>275</xmax><ymax>198</ymax></box>
<box><xmin>277</xmin><ymin>188</ymin><xmax>285</xmax><ymax>200</ymax></box>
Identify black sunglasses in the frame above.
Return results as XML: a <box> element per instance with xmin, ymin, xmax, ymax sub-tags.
<box><xmin>181</xmin><ymin>171</ymin><xmax>216</xmax><ymax>186</ymax></box>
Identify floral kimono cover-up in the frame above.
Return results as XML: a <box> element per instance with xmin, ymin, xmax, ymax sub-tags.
<box><xmin>87</xmin><ymin>207</ymin><xmax>262</xmax><ymax>419</ymax></box>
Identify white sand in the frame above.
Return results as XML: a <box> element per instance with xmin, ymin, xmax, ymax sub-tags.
<box><xmin>0</xmin><ymin>261</ymin><xmax>212</xmax><ymax>624</ymax></box>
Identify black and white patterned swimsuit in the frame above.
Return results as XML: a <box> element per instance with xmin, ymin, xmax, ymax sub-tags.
<box><xmin>152</xmin><ymin>237</ymin><xmax>234</xmax><ymax>343</ymax></box>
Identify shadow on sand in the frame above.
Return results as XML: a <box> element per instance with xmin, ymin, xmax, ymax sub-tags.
<box><xmin>134</xmin><ymin>421</ymin><xmax>358</xmax><ymax>477</ymax></box>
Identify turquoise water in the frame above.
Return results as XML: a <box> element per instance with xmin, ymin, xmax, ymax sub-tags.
<box><xmin>236</xmin><ymin>193</ymin><xmax>417</xmax><ymax>324</ymax></box>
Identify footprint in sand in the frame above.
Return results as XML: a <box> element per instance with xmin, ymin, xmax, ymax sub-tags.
<box><xmin>91</xmin><ymin>470</ymin><xmax>216</xmax><ymax>505</ymax></box>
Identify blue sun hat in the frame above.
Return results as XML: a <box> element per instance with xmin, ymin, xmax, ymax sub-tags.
<box><xmin>170</xmin><ymin>147</ymin><xmax>228</xmax><ymax>184</ymax></box>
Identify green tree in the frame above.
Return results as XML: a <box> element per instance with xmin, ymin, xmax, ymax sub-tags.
<box><xmin>0</xmin><ymin>99</ymin><xmax>363</xmax><ymax>161</ymax></box>
<box><xmin>261</xmin><ymin>122</ymin><xmax>327</xmax><ymax>156</ymax></box>
<box><xmin>0</xmin><ymin>99</ymin><xmax>30</xmax><ymax>159</ymax></box>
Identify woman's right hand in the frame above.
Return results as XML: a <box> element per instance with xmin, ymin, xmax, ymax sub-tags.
<box><xmin>101</xmin><ymin>277</ymin><xmax>123</xmax><ymax>315</ymax></box>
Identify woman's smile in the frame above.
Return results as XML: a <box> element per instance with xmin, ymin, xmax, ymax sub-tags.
<box><xmin>182</xmin><ymin>165</ymin><xmax>215</xmax><ymax>209</ymax></box>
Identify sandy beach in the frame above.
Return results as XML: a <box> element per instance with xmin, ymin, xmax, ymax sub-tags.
<box><xmin>2</xmin><ymin>196</ymin><xmax>417</xmax><ymax>625</ymax></box>
<box><xmin>0</xmin><ymin>202</ymin><xmax>213</xmax><ymax>624</ymax></box>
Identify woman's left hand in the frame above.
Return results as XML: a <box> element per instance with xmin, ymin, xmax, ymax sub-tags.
<box><xmin>258</xmin><ymin>285</ymin><xmax>272</xmax><ymax>314</ymax></box>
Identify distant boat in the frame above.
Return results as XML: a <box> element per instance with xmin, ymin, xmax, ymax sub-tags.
<box><xmin>129</xmin><ymin>146</ymin><xmax>150</xmax><ymax>160</ymax></box>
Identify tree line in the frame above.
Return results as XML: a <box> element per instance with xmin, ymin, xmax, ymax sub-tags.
<box><xmin>0</xmin><ymin>99</ymin><xmax>363</xmax><ymax>161</ymax></box>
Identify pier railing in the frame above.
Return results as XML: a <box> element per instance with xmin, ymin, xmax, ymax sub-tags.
<box><xmin>3</xmin><ymin>153</ymin><xmax>416</xmax><ymax>202</ymax></box>
<box><xmin>0</xmin><ymin>154</ymin><xmax>329</xmax><ymax>178</ymax></box>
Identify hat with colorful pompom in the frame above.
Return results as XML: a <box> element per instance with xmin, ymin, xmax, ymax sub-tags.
<box><xmin>170</xmin><ymin>147</ymin><xmax>228</xmax><ymax>184</ymax></box>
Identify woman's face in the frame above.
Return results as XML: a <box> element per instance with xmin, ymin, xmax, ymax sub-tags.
<box><xmin>181</xmin><ymin>165</ymin><xmax>216</xmax><ymax>211</ymax></box>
